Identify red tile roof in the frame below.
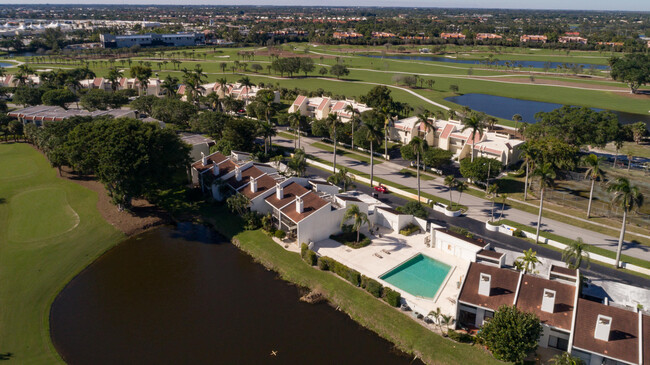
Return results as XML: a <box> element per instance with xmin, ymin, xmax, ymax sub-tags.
<box><xmin>440</xmin><ymin>124</ymin><xmax>455</xmax><ymax>139</ymax></box>
<box><xmin>293</xmin><ymin>95</ymin><xmax>306</xmax><ymax>106</ymax></box>
<box><xmin>317</xmin><ymin>98</ymin><xmax>330</xmax><ymax>111</ymax></box>
<box><xmin>515</xmin><ymin>274</ymin><xmax>576</xmax><ymax>331</ymax></box>
<box><xmin>191</xmin><ymin>152</ymin><xmax>228</xmax><ymax>173</ymax></box>
<box><xmin>573</xmin><ymin>299</ymin><xmax>639</xmax><ymax>364</ymax></box>
<box><xmin>459</xmin><ymin>262</ymin><xmax>520</xmax><ymax>311</ymax></box>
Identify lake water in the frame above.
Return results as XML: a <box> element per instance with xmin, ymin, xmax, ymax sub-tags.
<box><xmin>50</xmin><ymin>224</ymin><xmax>421</xmax><ymax>365</ymax></box>
<box><xmin>360</xmin><ymin>54</ymin><xmax>610</xmax><ymax>70</ymax></box>
<box><xmin>445</xmin><ymin>93</ymin><xmax>650</xmax><ymax>126</ymax></box>
<box><xmin>0</xmin><ymin>62</ymin><xmax>11</xmax><ymax>68</ymax></box>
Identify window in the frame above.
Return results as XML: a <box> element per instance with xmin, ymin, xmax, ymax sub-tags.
<box><xmin>548</xmin><ymin>335</ymin><xmax>568</xmax><ymax>351</ymax></box>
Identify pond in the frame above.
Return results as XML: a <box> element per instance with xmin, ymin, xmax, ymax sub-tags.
<box><xmin>0</xmin><ymin>62</ymin><xmax>11</xmax><ymax>68</ymax></box>
<box><xmin>50</xmin><ymin>224</ymin><xmax>421</xmax><ymax>365</ymax></box>
<box><xmin>445</xmin><ymin>93</ymin><xmax>650</xmax><ymax>127</ymax></box>
<box><xmin>360</xmin><ymin>54</ymin><xmax>610</xmax><ymax>70</ymax></box>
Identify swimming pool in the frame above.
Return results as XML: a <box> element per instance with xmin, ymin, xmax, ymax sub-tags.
<box><xmin>380</xmin><ymin>254</ymin><xmax>451</xmax><ymax>299</ymax></box>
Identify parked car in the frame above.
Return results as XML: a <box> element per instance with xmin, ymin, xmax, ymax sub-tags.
<box><xmin>374</xmin><ymin>184</ymin><xmax>388</xmax><ymax>193</ymax></box>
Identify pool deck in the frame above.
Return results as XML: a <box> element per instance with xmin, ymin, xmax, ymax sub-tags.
<box><xmin>313</xmin><ymin>227</ymin><xmax>469</xmax><ymax>318</ymax></box>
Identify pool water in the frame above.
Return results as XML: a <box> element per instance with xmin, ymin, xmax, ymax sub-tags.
<box><xmin>380</xmin><ymin>254</ymin><xmax>451</xmax><ymax>299</ymax></box>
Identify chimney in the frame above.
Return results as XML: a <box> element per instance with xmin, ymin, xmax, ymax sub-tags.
<box><xmin>212</xmin><ymin>163</ymin><xmax>219</xmax><ymax>176</ymax></box>
<box><xmin>478</xmin><ymin>273</ymin><xmax>491</xmax><ymax>296</ymax></box>
<box><xmin>201</xmin><ymin>152</ymin><xmax>207</xmax><ymax>166</ymax></box>
<box><xmin>276</xmin><ymin>183</ymin><xmax>283</xmax><ymax>200</ymax></box>
<box><xmin>296</xmin><ymin>197</ymin><xmax>304</xmax><ymax>213</ymax></box>
<box><xmin>594</xmin><ymin>315</ymin><xmax>612</xmax><ymax>341</ymax></box>
<box><xmin>541</xmin><ymin>289</ymin><xmax>556</xmax><ymax>313</ymax></box>
<box><xmin>250</xmin><ymin>177</ymin><xmax>258</xmax><ymax>193</ymax></box>
<box><xmin>235</xmin><ymin>167</ymin><xmax>242</xmax><ymax>182</ymax></box>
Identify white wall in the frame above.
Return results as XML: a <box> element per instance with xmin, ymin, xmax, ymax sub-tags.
<box><xmin>431</xmin><ymin>229</ymin><xmax>482</xmax><ymax>262</ymax></box>
<box><xmin>297</xmin><ymin>203</ymin><xmax>343</xmax><ymax>245</ymax></box>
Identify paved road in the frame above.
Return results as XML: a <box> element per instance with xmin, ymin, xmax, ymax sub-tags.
<box><xmin>276</xmin><ymin>133</ymin><xmax>650</xmax><ymax>263</ymax></box>
<box><xmin>303</xmin><ymin>165</ymin><xmax>650</xmax><ymax>289</ymax></box>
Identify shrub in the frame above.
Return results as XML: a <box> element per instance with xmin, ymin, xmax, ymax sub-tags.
<box><xmin>327</xmin><ymin>258</ymin><xmax>361</xmax><ymax>286</ymax></box>
<box><xmin>382</xmin><ymin>287</ymin><xmax>401</xmax><ymax>307</ymax></box>
<box><xmin>449</xmin><ymin>225</ymin><xmax>474</xmax><ymax>239</ymax></box>
<box><xmin>242</xmin><ymin>211</ymin><xmax>261</xmax><ymax>230</ymax></box>
<box><xmin>329</xmin><ymin>232</ymin><xmax>372</xmax><ymax>249</ymax></box>
<box><xmin>274</xmin><ymin>229</ymin><xmax>286</xmax><ymax>239</ymax></box>
<box><xmin>513</xmin><ymin>229</ymin><xmax>526</xmax><ymax>238</ymax></box>
<box><xmin>361</xmin><ymin>275</ymin><xmax>383</xmax><ymax>298</ymax></box>
<box><xmin>448</xmin><ymin>329</ymin><xmax>475</xmax><ymax>344</ymax></box>
<box><xmin>300</xmin><ymin>242</ymin><xmax>308</xmax><ymax>258</ymax></box>
<box><xmin>305</xmin><ymin>249</ymin><xmax>318</xmax><ymax>266</ymax></box>
<box><xmin>317</xmin><ymin>256</ymin><xmax>331</xmax><ymax>271</ymax></box>
<box><xmin>477</xmin><ymin>305</ymin><xmax>542</xmax><ymax>364</ymax></box>
<box><xmin>399</xmin><ymin>223</ymin><xmax>421</xmax><ymax>236</ymax></box>
<box><xmin>396</xmin><ymin>201</ymin><xmax>428</xmax><ymax>219</ymax></box>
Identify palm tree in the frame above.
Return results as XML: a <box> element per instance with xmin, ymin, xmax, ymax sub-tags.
<box><xmin>161</xmin><ymin>75</ymin><xmax>179</xmax><ymax>98</ymax></box>
<box><xmin>341</xmin><ymin>204</ymin><xmax>370</xmax><ymax>243</ymax></box>
<box><xmin>364</xmin><ymin>117</ymin><xmax>384</xmax><ymax>188</ymax></box>
<box><xmin>257</xmin><ymin>121</ymin><xmax>275</xmax><ymax>155</ymax></box>
<box><xmin>216</xmin><ymin>77</ymin><xmax>228</xmax><ymax>96</ymax></box>
<box><xmin>226</xmin><ymin>193</ymin><xmax>250</xmax><ymax>216</ymax></box>
<box><xmin>287</xmin><ymin>111</ymin><xmax>303</xmax><ymax>149</ymax></box>
<box><xmin>238</xmin><ymin>76</ymin><xmax>255</xmax><ymax>102</ymax></box>
<box><xmin>326</xmin><ymin>113</ymin><xmax>343</xmax><ymax>174</ymax></box>
<box><xmin>607</xmin><ymin>178</ymin><xmax>644</xmax><ymax>268</ymax></box>
<box><xmin>106</xmin><ymin>67</ymin><xmax>123</xmax><ymax>92</ymax></box>
<box><xmin>288</xmin><ymin>148</ymin><xmax>307</xmax><ymax>177</ymax></box>
<box><xmin>532</xmin><ymin>162</ymin><xmax>556</xmax><ymax>244</ymax></box>
<box><xmin>456</xmin><ymin>181</ymin><xmax>467</xmax><ymax>208</ymax></box>
<box><xmin>582</xmin><ymin>153</ymin><xmax>606</xmax><ymax>219</ymax></box>
<box><xmin>444</xmin><ymin>175</ymin><xmax>457</xmax><ymax>209</ymax></box>
<box><xmin>440</xmin><ymin>314</ymin><xmax>452</xmax><ymax>336</ymax></box>
<box><xmin>461</xmin><ymin>112</ymin><xmax>486</xmax><ymax>162</ymax></box>
<box><xmin>327</xmin><ymin>167</ymin><xmax>355</xmax><ymax>191</ymax></box>
<box><xmin>515</xmin><ymin>248</ymin><xmax>541</xmax><ymax>273</ymax></box>
<box><xmin>380</xmin><ymin>106</ymin><xmax>394</xmax><ymax>158</ymax></box>
<box><xmin>428</xmin><ymin>307</ymin><xmax>442</xmax><ymax>331</ymax></box>
<box><xmin>562</xmin><ymin>238</ymin><xmax>591</xmax><ymax>269</ymax></box>
<box><xmin>512</xmin><ymin>114</ymin><xmax>522</xmax><ymax>134</ymax></box>
<box><xmin>414</xmin><ymin>110</ymin><xmax>435</xmax><ymax>145</ymax></box>
<box><xmin>487</xmin><ymin>184</ymin><xmax>499</xmax><ymax>222</ymax></box>
<box><xmin>520</xmin><ymin>142</ymin><xmax>536</xmax><ymax>201</ymax></box>
<box><xmin>129</xmin><ymin>65</ymin><xmax>152</xmax><ymax>96</ymax></box>
<box><xmin>408</xmin><ymin>137</ymin><xmax>426</xmax><ymax>202</ymax></box>
<box><xmin>344</xmin><ymin>104</ymin><xmax>359</xmax><ymax>149</ymax></box>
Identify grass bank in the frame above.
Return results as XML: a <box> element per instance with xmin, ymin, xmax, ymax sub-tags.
<box><xmin>0</xmin><ymin>143</ymin><xmax>124</xmax><ymax>363</ymax></box>
<box><xmin>200</xmin><ymin>204</ymin><xmax>503</xmax><ymax>365</ymax></box>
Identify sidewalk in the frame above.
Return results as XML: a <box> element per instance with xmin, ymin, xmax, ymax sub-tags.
<box><xmin>276</xmin><ymin>134</ymin><xmax>650</xmax><ymax>262</ymax></box>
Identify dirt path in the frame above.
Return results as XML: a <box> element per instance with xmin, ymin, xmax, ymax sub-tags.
<box><xmin>58</xmin><ymin>165</ymin><xmax>169</xmax><ymax>236</ymax></box>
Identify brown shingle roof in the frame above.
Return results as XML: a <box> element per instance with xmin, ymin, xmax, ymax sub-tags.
<box><xmin>477</xmin><ymin>249</ymin><xmax>503</xmax><ymax>259</ymax></box>
<box><xmin>281</xmin><ymin>191</ymin><xmax>329</xmax><ymax>223</ymax></box>
<box><xmin>435</xmin><ymin>229</ymin><xmax>486</xmax><ymax>248</ymax></box>
<box><xmin>226</xmin><ymin>166</ymin><xmax>264</xmax><ymax>190</ymax></box>
<box><xmin>459</xmin><ymin>262</ymin><xmax>520</xmax><ymax>311</ymax></box>
<box><xmin>191</xmin><ymin>152</ymin><xmax>228</xmax><ymax>173</ymax></box>
<box><xmin>573</xmin><ymin>299</ymin><xmax>639</xmax><ymax>364</ymax></box>
<box><xmin>265</xmin><ymin>182</ymin><xmax>309</xmax><ymax>209</ymax></box>
<box><xmin>515</xmin><ymin>274</ymin><xmax>576</xmax><ymax>331</ymax></box>
<box><xmin>241</xmin><ymin>174</ymin><xmax>276</xmax><ymax>201</ymax></box>
<box><xmin>550</xmin><ymin>265</ymin><xmax>578</xmax><ymax>278</ymax></box>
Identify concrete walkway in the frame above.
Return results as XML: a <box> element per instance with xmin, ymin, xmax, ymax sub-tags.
<box><xmin>276</xmin><ymin>134</ymin><xmax>650</xmax><ymax>262</ymax></box>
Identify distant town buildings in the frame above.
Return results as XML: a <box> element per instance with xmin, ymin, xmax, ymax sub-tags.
<box><xmin>100</xmin><ymin>32</ymin><xmax>205</xmax><ymax>48</ymax></box>
<box><xmin>440</xmin><ymin>32</ymin><xmax>466</xmax><ymax>40</ymax></box>
<box><xmin>559</xmin><ymin>36</ymin><xmax>588</xmax><ymax>44</ymax></box>
<box><xmin>332</xmin><ymin>31</ymin><xmax>363</xmax><ymax>39</ymax></box>
<box><xmin>520</xmin><ymin>34</ymin><xmax>548</xmax><ymax>43</ymax></box>
<box><xmin>7</xmin><ymin>105</ymin><xmax>136</xmax><ymax>126</ymax></box>
<box><xmin>476</xmin><ymin>33</ymin><xmax>502</xmax><ymax>41</ymax></box>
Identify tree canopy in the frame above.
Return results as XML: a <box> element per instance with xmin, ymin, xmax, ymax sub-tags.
<box><xmin>609</xmin><ymin>54</ymin><xmax>650</xmax><ymax>94</ymax></box>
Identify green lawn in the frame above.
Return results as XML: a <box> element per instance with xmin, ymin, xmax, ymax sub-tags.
<box><xmin>311</xmin><ymin>141</ymin><xmax>381</xmax><ymax>164</ymax></box>
<box><xmin>0</xmin><ymin>143</ymin><xmax>124</xmax><ymax>364</ymax></box>
<box><xmin>201</xmin><ymin>204</ymin><xmax>503</xmax><ymax>365</ymax></box>
<box><xmin>498</xmin><ymin>219</ymin><xmax>650</xmax><ymax>271</ymax></box>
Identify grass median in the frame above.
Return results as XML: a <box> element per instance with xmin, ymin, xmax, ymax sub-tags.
<box><xmin>498</xmin><ymin>219</ymin><xmax>650</xmax><ymax>272</ymax></box>
<box><xmin>311</xmin><ymin>141</ymin><xmax>381</xmax><ymax>165</ymax></box>
<box><xmin>201</xmin><ymin>204</ymin><xmax>502</xmax><ymax>365</ymax></box>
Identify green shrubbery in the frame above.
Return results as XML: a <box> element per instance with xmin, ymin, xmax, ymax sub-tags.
<box><xmin>447</xmin><ymin>329</ymin><xmax>475</xmax><ymax>344</ymax></box>
<box><xmin>361</xmin><ymin>275</ymin><xmax>383</xmax><ymax>298</ymax></box>
<box><xmin>300</xmin><ymin>243</ymin><xmax>318</xmax><ymax>265</ymax></box>
<box><xmin>382</xmin><ymin>287</ymin><xmax>401</xmax><ymax>307</ymax></box>
<box><xmin>449</xmin><ymin>225</ymin><xmax>474</xmax><ymax>239</ymax></box>
<box><xmin>317</xmin><ymin>256</ymin><xmax>361</xmax><ymax>286</ymax></box>
<box><xmin>274</xmin><ymin>229</ymin><xmax>286</xmax><ymax>239</ymax></box>
<box><xmin>399</xmin><ymin>223</ymin><xmax>421</xmax><ymax>236</ymax></box>
<box><xmin>513</xmin><ymin>229</ymin><xmax>526</xmax><ymax>238</ymax></box>
<box><xmin>329</xmin><ymin>232</ymin><xmax>371</xmax><ymax>249</ymax></box>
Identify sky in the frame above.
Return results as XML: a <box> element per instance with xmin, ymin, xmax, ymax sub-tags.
<box><xmin>2</xmin><ymin>0</ymin><xmax>649</xmax><ymax>11</ymax></box>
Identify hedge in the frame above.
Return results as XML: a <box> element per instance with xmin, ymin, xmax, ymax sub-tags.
<box><xmin>383</xmin><ymin>287</ymin><xmax>401</xmax><ymax>307</ymax></box>
<box><xmin>399</xmin><ymin>223</ymin><xmax>421</xmax><ymax>236</ymax></box>
<box><xmin>448</xmin><ymin>329</ymin><xmax>475</xmax><ymax>344</ymax></box>
<box><xmin>317</xmin><ymin>256</ymin><xmax>361</xmax><ymax>286</ymax></box>
<box><xmin>361</xmin><ymin>275</ymin><xmax>383</xmax><ymax>298</ymax></box>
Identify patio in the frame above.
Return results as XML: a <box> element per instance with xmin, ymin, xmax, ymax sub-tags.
<box><xmin>312</xmin><ymin>226</ymin><xmax>469</xmax><ymax>318</ymax></box>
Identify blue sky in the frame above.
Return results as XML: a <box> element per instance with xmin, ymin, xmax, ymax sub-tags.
<box><xmin>4</xmin><ymin>0</ymin><xmax>649</xmax><ymax>11</ymax></box>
